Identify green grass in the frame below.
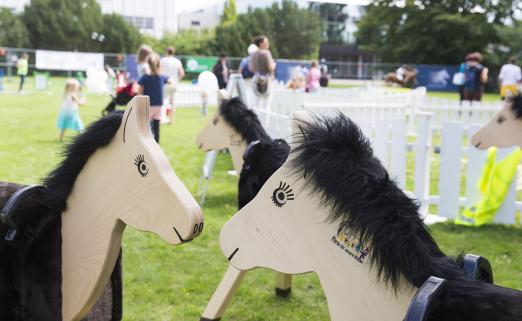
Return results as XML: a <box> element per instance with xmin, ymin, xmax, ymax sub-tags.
<box><xmin>1</xmin><ymin>77</ymin><xmax>521</xmax><ymax>320</ymax></box>
<box><xmin>426</xmin><ymin>91</ymin><xmax>501</xmax><ymax>102</ymax></box>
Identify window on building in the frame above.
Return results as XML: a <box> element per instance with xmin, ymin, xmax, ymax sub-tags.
<box><xmin>122</xmin><ymin>15</ymin><xmax>154</xmax><ymax>30</ymax></box>
<box><xmin>191</xmin><ymin>20</ymin><xmax>201</xmax><ymax>26</ymax></box>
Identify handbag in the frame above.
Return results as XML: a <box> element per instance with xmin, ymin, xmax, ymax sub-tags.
<box><xmin>452</xmin><ymin>72</ymin><xmax>465</xmax><ymax>86</ymax></box>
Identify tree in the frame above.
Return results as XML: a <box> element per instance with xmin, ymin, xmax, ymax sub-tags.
<box><xmin>356</xmin><ymin>0</ymin><xmax>501</xmax><ymax>64</ymax></box>
<box><xmin>214</xmin><ymin>0</ymin><xmax>322</xmax><ymax>59</ymax></box>
<box><xmin>99</xmin><ymin>14</ymin><xmax>142</xmax><ymax>53</ymax></box>
<box><xmin>147</xmin><ymin>29</ymin><xmax>216</xmax><ymax>56</ymax></box>
<box><xmin>221</xmin><ymin>0</ymin><xmax>237</xmax><ymax>26</ymax></box>
<box><xmin>22</xmin><ymin>0</ymin><xmax>104</xmax><ymax>51</ymax></box>
<box><xmin>0</xmin><ymin>9</ymin><xmax>29</xmax><ymax>48</ymax></box>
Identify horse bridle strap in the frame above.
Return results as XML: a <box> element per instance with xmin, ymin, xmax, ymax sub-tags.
<box><xmin>0</xmin><ymin>185</ymin><xmax>45</xmax><ymax>241</ymax></box>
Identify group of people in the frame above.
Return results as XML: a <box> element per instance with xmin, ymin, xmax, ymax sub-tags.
<box><xmin>286</xmin><ymin>60</ymin><xmax>327</xmax><ymax>92</ymax></box>
<box><xmin>212</xmin><ymin>35</ymin><xmax>277</xmax><ymax>98</ymax></box>
<box><xmin>455</xmin><ymin>52</ymin><xmax>521</xmax><ymax>102</ymax></box>
<box><xmin>57</xmin><ymin>44</ymin><xmax>185</xmax><ymax>142</ymax></box>
<box><xmin>135</xmin><ymin>45</ymin><xmax>185</xmax><ymax>142</ymax></box>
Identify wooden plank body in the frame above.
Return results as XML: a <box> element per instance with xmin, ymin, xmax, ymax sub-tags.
<box><xmin>220</xmin><ymin>112</ymin><xmax>417</xmax><ymax>321</ymax></box>
<box><xmin>61</xmin><ymin>96</ymin><xmax>203</xmax><ymax>321</ymax></box>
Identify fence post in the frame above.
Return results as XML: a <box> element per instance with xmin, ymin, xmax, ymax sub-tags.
<box><xmin>414</xmin><ymin>112</ymin><xmax>433</xmax><ymax>216</ymax></box>
<box><xmin>437</xmin><ymin>121</ymin><xmax>463</xmax><ymax>219</ymax></box>
<box><xmin>390</xmin><ymin>118</ymin><xmax>407</xmax><ymax>189</ymax></box>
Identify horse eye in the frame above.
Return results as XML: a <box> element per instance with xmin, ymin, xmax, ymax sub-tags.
<box><xmin>497</xmin><ymin>115</ymin><xmax>506</xmax><ymax>124</ymax></box>
<box><xmin>134</xmin><ymin>154</ymin><xmax>149</xmax><ymax>177</ymax></box>
<box><xmin>213</xmin><ymin>117</ymin><xmax>220</xmax><ymax>125</ymax></box>
<box><xmin>271</xmin><ymin>181</ymin><xmax>295</xmax><ymax>207</ymax></box>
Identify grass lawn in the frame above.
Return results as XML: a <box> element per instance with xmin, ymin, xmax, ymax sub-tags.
<box><xmin>0</xmin><ymin>77</ymin><xmax>521</xmax><ymax>320</ymax></box>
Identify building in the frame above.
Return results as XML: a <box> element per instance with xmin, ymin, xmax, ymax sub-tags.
<box><xmin>308</xmin><ymin>1</ymin><xmax>375</xmax><ymax>79</ymax></box>
<box><xmin>98</xmin><ymin>0</ymin><xmax>177</xmax><ymax>37</ymax></box>
<box><xmin>178</xmin><ymin>5</ymin><xmax>221</xmax><ymax>32</ymax></box>
<box><xmin>0</xmin><ymin>0</ymin><xmax>26</xmax><ymax>12</ymax></box>
<box><xmin>0</xmin><ymin>0</ymin><xmax>178</xmax><ymax>37</ymax></box>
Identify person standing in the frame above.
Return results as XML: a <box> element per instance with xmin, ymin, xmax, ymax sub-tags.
<box><xmin>17</xmin><ymin>53</ymin><xmax>28</xmax><ymax>94</ymax></box>
<box><xmin>212</xmin><ymin>53</ymin><xmax>229</xmax><ymax>89</ymax></box>
<box><xmin>138</xmin><ymin>53</ymin><xmax>170</xmax><ymax>143</ymax></box>
<box><xmin>56</xmin><ymin>79</ymin><xmax>85</xmax><ymax>141</ymax></box>
<box><xmin>238</xmin><ymin>44</ymin><xmax>257</xmax><ymax>80</ymax></box>
<box><xmin>249</xmin><ymin>35</ymin><xmax>276</xmax><ymax>106</ymax></box>
<box><xmin>463</xmin><ymin>52</ymin><xmax>488</xmax><ymax>102</ymax></box>
<box><xmin>160</xmin><ymin>46</ymin><xmax>185</xmax><ymax>123</ymax></box>
<box><xmin>136</xmin><ymin>44</ymin><xmax>153</xmax><ymax>79</ymax></box>
<box><xmin>498</xmin><ymin>56</ymin><xmax>521</xmax><ymax>99</ymax></box>
<box><xmin>305</xmin><ymin>60</ymin><xmax>321</xmax><ymax>93</ymax></box>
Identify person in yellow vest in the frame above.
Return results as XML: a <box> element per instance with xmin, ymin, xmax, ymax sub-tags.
<box><xmin>17</xmin><ymin>53</ymin><xmax>29</xmax><ymax>94</ymax></box>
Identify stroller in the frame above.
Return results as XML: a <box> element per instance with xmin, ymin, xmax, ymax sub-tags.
<box><xmin>103</xmin><ymin>72</ymin><xmax>137</xmax><ymax>115</ymax></box>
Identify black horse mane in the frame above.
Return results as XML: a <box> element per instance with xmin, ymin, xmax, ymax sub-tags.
<box><xmin>42</xmin><ymin>112</ymin><xmax>123</xmax><ymax>213</ymax></box>
<box><xmin>290</xmin><ymin>114</ymin><xmax>522</xmax><ymax>320</ymax></box>
<box><xmin>509</xmin><ymin>95</ymin><xmax>522</xmax><ymax>119</ymax></box>
<box><xmin>219</xmin><ymin>97</ymin><xmax>271</xmax><ymax>143</ymax></box>
<box><xmin>238</xmin><ymin>139</ymin><xmax>290</xmax><ymax>209</ymax></box>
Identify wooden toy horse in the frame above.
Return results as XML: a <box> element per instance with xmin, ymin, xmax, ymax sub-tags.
<box><xmin>196</xmin><ymin>96</ymin><xmax>272</xmax><ymax>174</ymax></box>
<box><xmin>0</xmin><ymin>96</ymin><xmax>204</xmax><ymax>321</ymax></box>
<box><xmin>197</xmin><ymin>97</ymin><xmax>292</xmax><ymax>321</ymax></box>
<box><xmin>471</xmin><ymin>95</ymin><xmax>522</xmax><ymax>149</ymax></box>
<box><xmin>220</xmin><ymin>112</ymin><xmax>522</xmax><ymax>321</ymax></box>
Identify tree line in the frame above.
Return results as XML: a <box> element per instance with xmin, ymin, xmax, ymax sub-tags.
<box><xmin>0</xmin><ymin>0</ymin><xmax>322</xmax><ymax>60</ymax></box>
<box><xmin>356</xmin><ymin>0</ymin><xmax>522</xmax><ymax>66</ymax></box>
<box><xmin>0</xmin><ymin>0</ymin><xmax>142</xmax><ymax>53</ymax></box>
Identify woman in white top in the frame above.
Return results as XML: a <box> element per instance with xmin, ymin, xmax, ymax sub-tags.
<box><xmin>160</xmin><ymin>46</ymin><xmax>185</xmax><ymax>123</ymax></box>
<box><xmin>498</xmin><ymin>56</ymin><xmax>522</xmax><ymax>99</ymax></box>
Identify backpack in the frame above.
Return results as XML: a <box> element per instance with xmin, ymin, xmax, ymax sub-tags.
<box><xmin>464</xmin><ymin>64</ymin><xmax>483</xmax><ymax>91</ymax></box>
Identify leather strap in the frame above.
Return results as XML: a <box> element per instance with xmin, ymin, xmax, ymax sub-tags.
<box><xmin>0</xmin><ymin>185</ymin><xmax>45</xmax><ymax>241</ymax></box>
<box><xmin>403</xmin><ymin>276</ymin><xmax>447</xmax><ymax>321</ymax></box>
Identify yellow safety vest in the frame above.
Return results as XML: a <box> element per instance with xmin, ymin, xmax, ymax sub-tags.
<box><xmin>456</xmin><ymin>147</ymin><xmax>522</xmax><ymax>226</ymax></box>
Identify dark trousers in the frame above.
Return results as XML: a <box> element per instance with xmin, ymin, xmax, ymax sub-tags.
<box><xmin>150</xmin><ymin>120</ymin><xmax>160</xmax><ymax>143</ymax></box>
<box><xmin>19</xmin><ymin>75</ymin><xmax>25</xmax><ymax>91</ymax></box>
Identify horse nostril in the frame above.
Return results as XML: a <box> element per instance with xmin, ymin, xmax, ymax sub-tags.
<box><xmin>198</xmin><ymin>143</ymin><xmax>203</xmax><ymax>149</ymax></box>
<box><xmin>475</xmin><ymin>142</ymin><xmax>481</xmax><ymax>148</ymax></box>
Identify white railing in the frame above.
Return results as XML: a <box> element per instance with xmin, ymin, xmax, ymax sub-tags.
<box><xmin>208</xmin><ymin>77</ymin><xmax>519</xmax><ymax>224</ymax></box>
<box><xmin>252</xmin><ymin>106</ymin><xmax>519</xmax><ymax>224</ymax></box>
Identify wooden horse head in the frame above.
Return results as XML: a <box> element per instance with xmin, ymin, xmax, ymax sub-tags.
<box><xmin>219</xmin><ymin>112</ymin><xmax>522</xmax><ymax>321</ymax></box>
<box><xmin>196</xmin><ymin>94</ymin><xmax>271</xmax><ymax>173</ymax></box>
<box><xmin>220</xmin><ymin>112</ymin><xmax>417</xmax><ymax>320</ymax></box>
<box><xmin>54</xmin><ymin>96</ymin><xmax>204</xmax><ymax>320</ymax></box>
<box><xmin>471</xmin><ymin>96</ymin><xmax>522</xmax><ymax>149</ymax></box>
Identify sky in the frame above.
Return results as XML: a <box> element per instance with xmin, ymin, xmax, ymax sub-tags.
<box><xmin>176</xmin><ymin>0</ymin><xmax>372</xmax><ymax>14</ymax></box>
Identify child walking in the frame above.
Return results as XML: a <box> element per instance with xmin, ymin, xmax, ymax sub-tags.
<box><xmin>57</xmin><ymin>79</ymin><xmax>85</xmax><ymax>141</ymax></box>
<box><xmin>138</xmin><ymin>53</ymin><xmax>169</xmax><ymax>143</ymax></box>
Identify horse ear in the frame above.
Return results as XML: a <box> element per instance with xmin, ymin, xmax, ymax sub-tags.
<box><xmin>291</xmin><ymin>111</ymin><xmax>314</xmax><ymax>143</ymax></box>
<box><xmin>120</xmin><ymin>95</ymin><xmax>152</xmax><ymax>143</ymax></box>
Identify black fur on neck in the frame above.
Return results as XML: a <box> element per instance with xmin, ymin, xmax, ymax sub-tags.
<box><xmin>509</xmin><ymin>95</ymin><xmax>522</xmax><ymax>119</ymax></box>
<box><xmin>289</xmin><ymin>114</ymin><xmax>522</xmax><ymax>321</ymax></box>
<box><xmin>219</xmin><ymin>97</ymin><xmax>271</xmax><ymax>143</ymax></box>
<box><xmin>42</xmin><ymin>112</ymin><xmax>123</xmax><ymax>213</ymax></box>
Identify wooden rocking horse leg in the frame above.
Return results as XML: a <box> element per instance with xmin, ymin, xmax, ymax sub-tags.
<box><xmin>201</xmin><ymin>265</ymin><xmax>247</xmax><ymax>321</ymax></box>
<box><xmin>275</xmin><ymin>273</ymin><xmax>292</xmax><ymax>297</ymax></box>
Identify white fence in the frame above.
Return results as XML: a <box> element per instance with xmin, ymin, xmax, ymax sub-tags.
<box><xmin>204</xmin><ymin>77</ymin><xmax>519</xmax><ymax>224</ymax></box>
<box><xmin>254</xmin><ymin>92</ymin><xmax>516</xmax><ymax>224</ymax></box>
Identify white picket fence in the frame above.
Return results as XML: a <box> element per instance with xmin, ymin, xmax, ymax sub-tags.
<box><xmin>201</xmin><ymin>77</ymin><xmax>519</xmax><ymax>224</ymax></box>
<box><xmin>252</xmin><ymin>102</ymin><xmax>520</xmax><ymax>225</ymax></box>
<box><xmin>173</xmin><ymin>84</ymin><xmax>218</xmax><ymax>108</ymax></box>
<box><xmin>263</xmin><ymin>86</ymin><xmax>503</xmax><ymax>136</ymax></box>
